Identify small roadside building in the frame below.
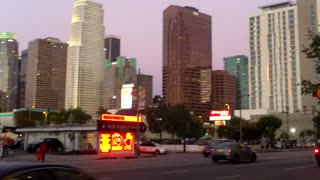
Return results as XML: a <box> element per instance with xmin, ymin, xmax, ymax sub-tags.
<box><xmin>16</xmin><ymin>124</ymin><xmax>98</xmax><ymax>152</ymax></box>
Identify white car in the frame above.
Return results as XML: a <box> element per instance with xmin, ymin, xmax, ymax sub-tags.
<box><xmin>139</xmin><ymin>142</ymin><xmax>168</xmax><ymax>154</ymax></box>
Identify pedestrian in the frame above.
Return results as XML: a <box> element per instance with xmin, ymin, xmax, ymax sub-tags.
<box><xmin>39</xmin><ymin>143</ymin><xmax>47</xmax><ymax>161</ymax></box>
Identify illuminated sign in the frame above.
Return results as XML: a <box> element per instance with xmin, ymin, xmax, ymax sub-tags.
<box><xmin>99</xmin><ymin>132</ymin><xmax>134</xmax><ymax>153</ymax></box>
<box><xmin>97</xmin><ymin>120</ymin><xmax>147</xmax><ymax>132</ymax></box>
<box><xmin>214</xmin><ymin>121</ymin><xmax>226</xmax><ymax>126</ymax></box>
<box><xmin>209</xmin><ymin>110</ymin><xmax>231</xmax><ymax>121</ymax></box>
<box><xmin>121</xmin><ymin>84</ymin><xmax>134</xmax><ymax>109</ymax></box>
<box><xmin>101</xmin><ymin>114</ymin><xmax>142</xmax><ymax>122</ymax></box>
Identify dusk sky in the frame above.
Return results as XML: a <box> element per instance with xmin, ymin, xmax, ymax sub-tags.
<box><xmin>2</xmin><ymin>0</ymin><xmax>283</xmax><ymax>95</ymax></box>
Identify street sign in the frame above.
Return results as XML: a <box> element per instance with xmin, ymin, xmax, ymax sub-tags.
<box><xmin>209</xmin><ymin>110</ymin><xmax>231</xmax><ymax>121</ymax></box>
<box><xmin>97</xmin><ymin>120</ymin><xmax>147</xmax><ymax>132</ymax></box>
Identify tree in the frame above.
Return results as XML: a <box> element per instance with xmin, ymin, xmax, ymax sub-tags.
<box><xmin>96</xmin><ymin>106</ymin><xmax>108</xmax><ymax>118</ymax></box>
<box><xmin>242</xmin><ymin>123</ymin><xmax>261</xmax><ymax>140</ymax></box>
<box><xmin>256</xmin><ymin>115</ymin><xmax>283</xmax><ymax>143</ymax></box>
<box><xmin>313</xmin><ymin>115</ymin><xmax>320</xmax><ymax>139</ymax></box>
<box><xmin>62</xmin><ymin>108</ymin><xmax>92</xmax><ymax>124</ymax></box>
<box><xmin>280</xmin><ymin>132</ymin><xmax>290</xmax><ymax>139</ymax></box>
<box><xmin>299</xmin><ymin>129</ymin><xmax>314</xmax><ymax>139</ymax></box>
<box><xmin>301</xmin><ymin>31</ymin><xmax>320</xmax><ymax>97</ymax></box>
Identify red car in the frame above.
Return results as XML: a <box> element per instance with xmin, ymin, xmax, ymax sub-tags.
<box><xmin>314</xmin><ymin>144</ymin><xmax>320</xmax><ymax>167</ymax></box>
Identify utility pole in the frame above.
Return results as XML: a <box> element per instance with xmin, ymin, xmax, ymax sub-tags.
<box><xmin>135</xmin><ymin>70</ymin><xmax>140</xmax><ymax>157</ymax></box>
<box><xmin>286</xmin><ymin>106</ymin><xmax>289</xmax><ymax>136</ymax></box>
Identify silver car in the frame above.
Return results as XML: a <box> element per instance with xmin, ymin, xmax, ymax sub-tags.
<box><xmin>211</xmin><ymin>142</ymin><xmax>257</xmax><ymax>163</ymax></box>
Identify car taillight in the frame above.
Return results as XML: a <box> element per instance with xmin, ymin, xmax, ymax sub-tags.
<box><xmin>227</xmin><ymin>148</ymin><xmax>232</xmax><ymax>153</ymax></box>
<box><xmin>211</xmin><ymin>148</ymin><xmax>215</xmax><ymax>152</ymax></box>
<box><xmin>315</xmin><ymin>149</ymin><xmax>319</xmax><ymax>153</ymax></box>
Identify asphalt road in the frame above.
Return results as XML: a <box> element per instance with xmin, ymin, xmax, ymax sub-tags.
<box><xmin>57</xmin><ymin>150</ymin><xmax>320</xmax><ymax>180</ymax></box>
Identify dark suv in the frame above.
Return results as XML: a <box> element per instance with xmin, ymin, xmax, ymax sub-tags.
<box><xmin>27</xmin><ymin>138</ymin><xmax>64</xmax><ymax>153</ymax></box>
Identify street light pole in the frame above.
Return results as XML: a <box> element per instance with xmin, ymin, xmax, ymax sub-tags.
<box><xmin>286</xmin><ymin>106</ymin><xmax>289</xmax><ymax>136</ymax></box>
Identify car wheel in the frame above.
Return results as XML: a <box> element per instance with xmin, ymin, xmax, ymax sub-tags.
<box><xmin>155</xmin><ymin>150</ymin><xmax>160</xmax><ymax>155</ymax></box>
<box><xmin>317</xmin><ymin>160</ymin><xmax>320</xmax><ymax>167</ymax></box>
<box><xmin>250</xmin><ymin>153</ymin><xmax>257</xmax><ymax>162</ymax></box>
<box><xmin>57</xmin><ymin>147</ymin><xmax>63</xmax><ymax>152</ymax></box>
<box><xmin>212</xmin><ymin>158</ymin><xmax>219</xmax><ymax>163</ymax></box>
<box><xmin>232</xmin><ymin>154</ymin><xmax>240</xmax><ymax>163</ymax></box>
<box><xmin>203</xmin><ymin>154</ymin><xmax>209</xmax><ymax>158</ymax></box>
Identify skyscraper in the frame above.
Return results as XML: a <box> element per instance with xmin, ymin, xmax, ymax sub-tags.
<box><xmin>103</xmin><ymin>57</ymin><xmax>136</xmax><ymax>110</ymax></box>
<box><xmin>0</xmin><ymin>32</ymin><xmax>19</xmax><ymax>112</ymax></box>
<box><xmin>249</xmin><ymin>0</ymin><xmax>319</xmax><ymax>113</ymax></box>
<box><xmin>137</xmin><ymin>74</ymin><xmax>153</xmax><ymax>108</ymax></box>
<box><xmin>17</xmin><ymin>49</ymin><xmax>28</xmax><ymax>108</ymax></box>
<box><xmin>25</xmin><ymin>38</ymin><xmax>68</xmax><ymax>111</ymax></box>
<box><xmin>65</xmin><ymin>0</ymin><xmax>105</xmax><ymax>116</ymax></box>
<box><xmin>224</xmin><ymin>55</ymin><xmax>249</xmax><ymax>110</ymax></box>
<box><xmin>212</xmin><ymin>70</ymin><xmax>237</xmax><ymax>113</ymax></box>
<box><xmin>104</xmin><ymin>35</ymin><xmax>120</xmax><ymax>62</ymax></box>
<box><xmin>163</xmin><ymin>5</ymin><xmax>212</xmax><ymax>117</ymax></box>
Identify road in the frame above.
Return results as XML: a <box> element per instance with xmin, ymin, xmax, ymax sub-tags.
<box><xmin>56</xmin><ymin>150</ymin><xmax>319</xmax><ymax>180</ymax></box>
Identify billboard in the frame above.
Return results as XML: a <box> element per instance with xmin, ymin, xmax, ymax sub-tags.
<box><xmin>209</xmin><ymin>110</ymin><xmax>231</xmax><ymax>121</ymax></box>
<box><xmin>121</xmin><ymin>84</ymin><xmax>134</xmax><ymax>109</ymax></box>
<box><xmin>99</xmin><ymin>132</ymin><xmax>135</xmax><ymax>156</ymax></box>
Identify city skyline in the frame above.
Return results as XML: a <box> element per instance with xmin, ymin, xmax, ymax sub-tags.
<box><xmin>2</xmin><ymin>0</ymin><xmax>285</xmax><ymax>95</ymax></box>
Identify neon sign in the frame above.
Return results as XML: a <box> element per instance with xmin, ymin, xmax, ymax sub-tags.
<box><xmin>99</xmin><ymin>132</ymin><xmax>134</xmax><ymax>153</ymax></box>
<box><xmin>209</xmin><ymin>110</ymin><xmax>231</xmax><ymax>121</ymax></box>
<box><xmin>101</xmin><ymin>114</ymin><xmax>142</xmax><ymax>122</ymax></box>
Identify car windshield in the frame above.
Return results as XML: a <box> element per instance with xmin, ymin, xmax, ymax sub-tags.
<box><xmin>208</xmin><ymin>140</ymin><xmax>227</xmax><ymax>146</ymax></box>
<box><xmin>33</xmin><ymin>138</ymin><xmax>45</xmax><ymax>143</ymax></box>
<box><xmin>216</xmin><ymin>142</ymin><xmax>239</xmax><ymax>148</ymax></box>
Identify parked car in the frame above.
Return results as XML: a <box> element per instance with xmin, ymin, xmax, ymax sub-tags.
<box><xmin>202</xmin><ymin>139</ymin><xmax>230</xmax><ymax>157</ymax></box>
<box><xmin>10</xmin><ymin>139</ymin><xmax>24</xmax><ymax>150</ymax></box>
<box><xmin>211</xmin><ymin>142</ymin><xmax>257</xmax><ymax>163</ymax></box>
<box><xmin>27</xmin><ymin>138</ymin><xmax>64</xmax><ymax>153</ymax></box>
<box><xmin>0</xmin><ymin>162</ymin><xmax>95</xmax><ymax>179</ymax></box>
<box><xmin>139</xmin><ymin>141</ymin><xmax>168</xmax><ymax>154</ymax></box>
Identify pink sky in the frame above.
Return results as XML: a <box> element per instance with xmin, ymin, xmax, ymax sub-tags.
<box><xmin>1</xmin><ymin>0</ymin><xmax>282</xmax><ymax>95</ymax></box>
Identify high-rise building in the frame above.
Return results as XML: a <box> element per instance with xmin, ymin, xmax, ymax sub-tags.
<box><xmin>163</xmin><ymin>5</ymin><xmax>212</xmax><ymax>117</ymax></box>
<box><xmin>249</xmin><ymin>0</ymin><xmax>319</xmax><ymax>113</ymax></box>
<box><xmin>103</xmin><ymin>57</ymin><xmax>137</xmax><ymax>110</ymax></box>
<box><xmin>104</xmin><ymin>35</ymin><xmax>120</xmax><ymax>62</ymax></box>
<box><xmin>212</xmin><ymin>70</ymin><xmax>237</xmax><ymax>113</ymax></box>
<box><xmin>17</xmin><ymin>49</ymin><xmax>28</xmax><ymax>108</ymax></box>
<box><xmin>25</xmin><ymin>38</ymin><xmax>68</xmax><ymax>111</ymax></box>
<box><xmin>0</xmin><ymin>32</ymin><xmax>19</xmax><ymax>112</ymax></box>
<box><xmin>137</xmin><ymin>73</ymin><xmax>153</xmax><ymax>108</ymax></box>
<box><xmin>65</xmin><ymin>0</ymin><xmax>105</xmax><ymax>116</ymax></box>
<box><xmin>224</xmin><ymin>55</ymin><xmax>249</xmax><ymax>110</ymax></box>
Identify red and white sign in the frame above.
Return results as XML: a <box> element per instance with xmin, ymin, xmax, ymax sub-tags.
<box><xmin>209</xmin><ymin>110</ymin><xmax>231</xmax><ymax>121</ymax></box>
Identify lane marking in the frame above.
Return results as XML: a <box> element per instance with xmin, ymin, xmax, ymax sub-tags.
<box><xmin>282</xmin><ymin>165</ymin><xmax>314</xmax><ymax>171</ymax></box>
<box><xmin>216</xmin><ymin>175</ymin><xmax>240</xmax><ymax>179</ymax></box>
<box><xmin>161</xmin><ymin>170</ymin><xmax>187</xmax><ymax>174</ymax></box>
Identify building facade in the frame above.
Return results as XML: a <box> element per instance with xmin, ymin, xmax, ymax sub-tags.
<box><xmin>163</xmin><ymin>5</ymin><xmax>212</xmax><ymax>117</ymax></box>
<box><xmin>103</xmin><ymin>57</ymin><xmax>137</xmax><ymax>110</ymax></box>
<box><xmin>104</xmin><ymin>35</ymin><xmax>120</xmax><ymax>62</ymax></box>
<box><xmin>25</xmin><ymin>38</ymin><xmax>68</xmax><ymax>111</ymax></box>
<box><xmin>249</xmin><ymin>0</ymin><xmax>319</xmax><ymax>113</ymax></box>
<box><xmin>65</xmin><ymin>0</ymin><xmax>105</xmax><ymax>116</ymax></box>
<box><xmin>0</xmin><ymin>32</ymin><xmax>19</xmax><ymax>112</ymax></box>
<box><xmin>137</xmin><ymin>74</ymin><xmax>153</xmax><ymax>108</ymax></box>
<box><xmin>212</xmin><ymin>70</ymin><xmax>237</xmax><ymax>113</ymax></box>
<box><xmin>17</xmin><ymin>49</ymin><xmax>28</xmax><ymax>108</ymax></box>
<box><xmin>224</xmin><ymin>55</ymin><xmax>249</xmax><ymax>110</ymax></box>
